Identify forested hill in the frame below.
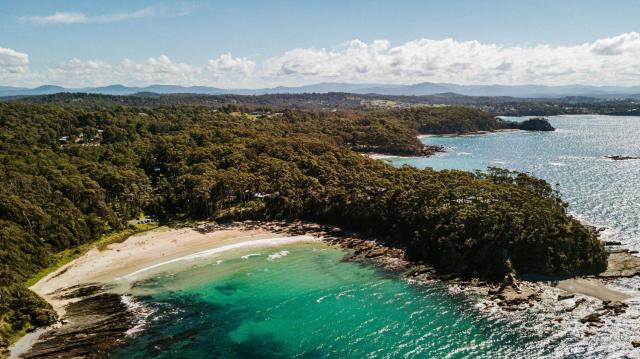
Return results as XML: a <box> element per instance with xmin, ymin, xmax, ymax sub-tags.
<box><xmin>4</xmin><ymin>91</ymin><xmax>640</xmax><ymax>116</ymax></box>
<box><xmin>0</xmin><ymin>102</ymin><xmax>604</xmax><ymax>349</ymax></box>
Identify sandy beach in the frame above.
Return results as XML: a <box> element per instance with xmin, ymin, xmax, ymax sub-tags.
<box><xmin>30</xmin><ymin>225</ymin><xmax>320</xmax><ymax>317</ymax></box>
<box><xmin>8</xmin><ymin>224</ymin><xmax>322</xmax><ymax>358</ymax></box>
<box><xmin>555</xmin><ymin>278</ymin><xmax>631</xmax><ymax>302</ymax></box>
<box><xmin>13</xmin><ymin>222</ymin><xmax>640</xmax><ymax>358</ymax></box>
<box><xmin>363</xmin><ymin>153</ymin><xmax>405</xmax><ymax>160</ymax></box>
<box><xmin>30</xmin><ymin>222</ymin><xmax>637</xmax><ymax>317</ymax></box>
<box><xmin>417</xmin><ymin>129</ymin><xmax>522</xmax><ymax>139</ymax></box>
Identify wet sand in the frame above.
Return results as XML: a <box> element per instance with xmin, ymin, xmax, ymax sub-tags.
<box><xmin>30</xmin><ymin>225</ymin><xmax>319</xmax><ymax>317</ymax></box>
<box><xmin>555</xmin><ymin>278</ymin><xmax>631</xmax><ymax>302</ymax></box>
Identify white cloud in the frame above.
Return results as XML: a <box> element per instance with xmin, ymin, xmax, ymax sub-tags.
<box><xmin>21</xmin><ymin>12</ymin><xmax>87</xmax><ymax>25</ymax></box>
<box><xmin>43</xmin><ymin>59</ymin><xmax>114</xmax><ymax>86</ymax></box>
<box><xmin>591</xmin><ymin>32</ymin><xmax>640</xmax><ymax>56</ymax></box>
<box><xmin>208</xmin><ymin>53</ymin><xmax>256</xmax><ymax>77</ymax></box>
<box><xmin>40</xmin><ymin>55</ymin><xmax>202</xmax><ymax>87</ymax></box>
<box><xmin>258</xmin><ymin>32</ymin><xmax>640</xmax><ymax>86</ymax></box>
<box><xmin>0</xmin><ymin>47</ymin><xmax>29</xmax><ymax>74</ymax></box>
<box><xmin>19</xmin><ymin>7</ymin><xmax>156</xmax><ymax>25</ymax></box>
<box><xmin>121</xmin><ymin>55</ymin><xmax>202</xmax><ymax>84</ymax></box>
<box><xmin>5</xmin><ymin>32</ymin><xmax>640</xmax><ymax>87</ymax></box>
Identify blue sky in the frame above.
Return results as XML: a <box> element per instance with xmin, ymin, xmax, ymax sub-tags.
<box><xmin>2</xmin><ymin>0</ymin><xmax>640</xmax><ymax>87</ymax></box>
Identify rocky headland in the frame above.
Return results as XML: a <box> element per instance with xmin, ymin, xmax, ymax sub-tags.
<box><xmin>18</xmin><ymin>285</ymin><xmax>137</xmax><ymax>358</ymax></box>
<box><xmin>12</xmin><ymin>220</ymin><xmax>640</xmax><ymax>357</ymax></box>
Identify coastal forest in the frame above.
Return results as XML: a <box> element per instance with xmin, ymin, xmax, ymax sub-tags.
<box><xmin>0</xmin><ymin>100</ymin><xmax>606</xmax><ymax>348</ymax></box>
<box><xmin>10</xmin><ymin>91</ymin><xmax>640</xmax><ymax>116</ymax></box>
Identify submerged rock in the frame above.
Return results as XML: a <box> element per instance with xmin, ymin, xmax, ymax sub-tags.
<box><xmin>605</xmin><ymin>155</ymin><xmax>640</xmax><ymax>161</ymax></box>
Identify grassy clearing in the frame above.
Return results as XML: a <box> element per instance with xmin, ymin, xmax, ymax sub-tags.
<box><xmin>25</xmin><ymin>222</ymin><xmax>159</xmax><ymax>288</ymax></box>
<box><xmin>229</xmin><ymin>111</ymin><xmax>258</xmax><ymax>120</ymax></box>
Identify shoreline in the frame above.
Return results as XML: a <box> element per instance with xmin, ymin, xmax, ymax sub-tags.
<box><xmin>364</xmin><ymin>129</ymin><xmax>524</xmax><ymax>160</ymax></box>
<box><xmin>12</xmin><ymin>220</ymin><xmax>640</xmax><ymax>357</ymax></box>
<box><xmin>362</xmin><ymin>145</ymin><xmax>445</xmax><ymax>160</ymax></box>
<box><xmin>121</xmin><ymin>234</ymin><xmax>320</xmax><ymax>280</ymax></box>
<box><xmin>417</xmin><ymin>128</ymin><xmax>522</xmax><ymax>138</ymax></box>
<box><xmin>555</xmin><ymin>278</ymin><xmax>631</xmax><ymax>302</ymax></box>
<box><xmin>30</xmin><ymin>224</ymin><xmax>320</xmax><ymax>317</ymax></box>
<box><xmin>363</xmin><ymin>153</ymin><xmax>410</xmax><ymax>160</ymax></box>
<box><xmin>12</xmin><ymin>223</ymin><xmax>322</xmax><ymax>358</ymax></box>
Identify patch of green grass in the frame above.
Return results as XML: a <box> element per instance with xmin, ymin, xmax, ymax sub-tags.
<box><xmin>369</xmin><ymin>99</ymin><xmax>398</xmax><ymax>107</ymax></box>
<box><xmin>5</xmin><ymin>323</ymin><xmax>33</xmax><ymax>344</ymax></box>
<box><xmin>229</xmin><ymin>112</ymin><xmax>258</xmax><ymax>120</ymax></box>
<box><xmin>25</xmin><ymin>222</ymin><xmax>158</xmax><ymax>288</ymax></box>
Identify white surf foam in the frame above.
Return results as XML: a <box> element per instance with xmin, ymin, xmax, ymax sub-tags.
<box><xmin>267</xmin><ymin>250</ymin><xmax>290</xmax><ymax>261</ymax></box>
<box><xmin>121</xmin><ymin>235</ymin><xmax>318</xmax><ymax>279</ymax></box>
<box><xmin>121</xmin><ymin>295</ymin><xmax>153</xmax><ymax>336</ymax></box>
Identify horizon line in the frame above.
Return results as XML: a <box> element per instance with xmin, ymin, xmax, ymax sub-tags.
<box><xmin>3</xmin><ymin>81</ymin><xmax>640</xmax><ymax>90</ymax></box>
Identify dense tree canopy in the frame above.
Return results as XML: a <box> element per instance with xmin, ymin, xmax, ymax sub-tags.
<box><xmin>7</xmin><ymin>92</ymin><xmax>640</xmax><ymax>117</ymax></box>
<box><xmin>0</xmin><ymin>102</ymin><xmax>606</xmax><ymax>348</ymax></box>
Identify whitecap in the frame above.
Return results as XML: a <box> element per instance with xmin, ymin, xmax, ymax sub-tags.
<box><xmin>120</xmin><ymin>235</ymin><xmax>318</xmax><ymax>279</ymax></box>
<box><xmin>267</xmin><ymin>250</ymin><xmax>290</xmax><ymax>261</ymax></box>
<box><xmin>241</xmin><ymin>253</ymin><xmax>261</xmax><ymax>260</ymax></box>
<box><xmin>121</xmin><ymin>295</ymin><xmax>153</xmax><ymax>336</ymax></box>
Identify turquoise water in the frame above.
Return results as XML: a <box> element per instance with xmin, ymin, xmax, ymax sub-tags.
<box><xmin>109</xmin><ymin>115</ymin><xmax>640</xmax><ymax>358</ymax></box>
<box><xmin>109</xmin><ymin>243</ymin><xmax>558</xmax><ymax>358</ymax></box>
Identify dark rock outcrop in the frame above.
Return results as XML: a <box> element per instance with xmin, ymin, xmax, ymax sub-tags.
<box><xmin>21</xmin><ymin>285</ymin><xmax>137</xmax><ymax>359</ymax></box>
<box><xmin>565</xmin><ymin>298</ymin><xmax>586</xmax><ymax>313</ymax></box>
<box><xmin>557</xmin><ymin>294</ymin><xmax>575</xmax><ymax>301</ymax></box>
<box><xmin>579</xmin><ymin>301</ymin><xmax>628</xmax><ymax>328</ymax></box>
<box><xmin>580</xmin><ymin>312</ymin><xmax>604</xmax><ymax>325</ymax></box>
<box><xmin>604</xmin><ymin>241</ymin><xmax>622</xmax><ymax>246</ymax></box>
<box><xmin>418</xmin><ymin>144</ymin><xmax>445</xmax><ymax>156</ymax></box>
<box><xmin>602</xmin><ymin>300</ymin><xmax>628</xmax><ymax>314</ymax></box>
<box><xmin>606</xmin><ymin>155</ymin><xmax>640</xmax><ymax>161</ymax></box>
<box><xmin>599</xmin><ymin>252</ymin><xmax>640</xmax><ymax>278</ymax></box>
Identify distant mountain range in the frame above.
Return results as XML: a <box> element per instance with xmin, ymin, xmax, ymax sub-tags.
<box><xmin>2</xmin><ymin>82</ymin><xmax>640</xmax><ymax>99</ymax></box>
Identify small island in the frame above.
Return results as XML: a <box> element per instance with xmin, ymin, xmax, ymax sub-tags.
<box><xmin>511</xmin><ymin>117</ymin><xmax>556</xmax><ymax>131</ymax></box>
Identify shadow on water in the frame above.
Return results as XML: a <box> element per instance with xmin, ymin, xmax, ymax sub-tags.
<box><xmin>109</xmin><ymin>292</ymin><xmax>301</xmax><ymax>359</ymax></box>
<box><xmin>214</xmin><ymin>283</ymin><xmax>238</xmax><ymax>296</ymax></box>
<box><xmin>108</xmin><ymin>245</ymin><xmax>559</xmax><ymax>358</ymax></box>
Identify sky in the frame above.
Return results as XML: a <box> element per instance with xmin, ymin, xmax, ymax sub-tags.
<box><xmin>2</xmin><ymin>0</ymin><xmax>640</xmax><ymax>88</ymax></box>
